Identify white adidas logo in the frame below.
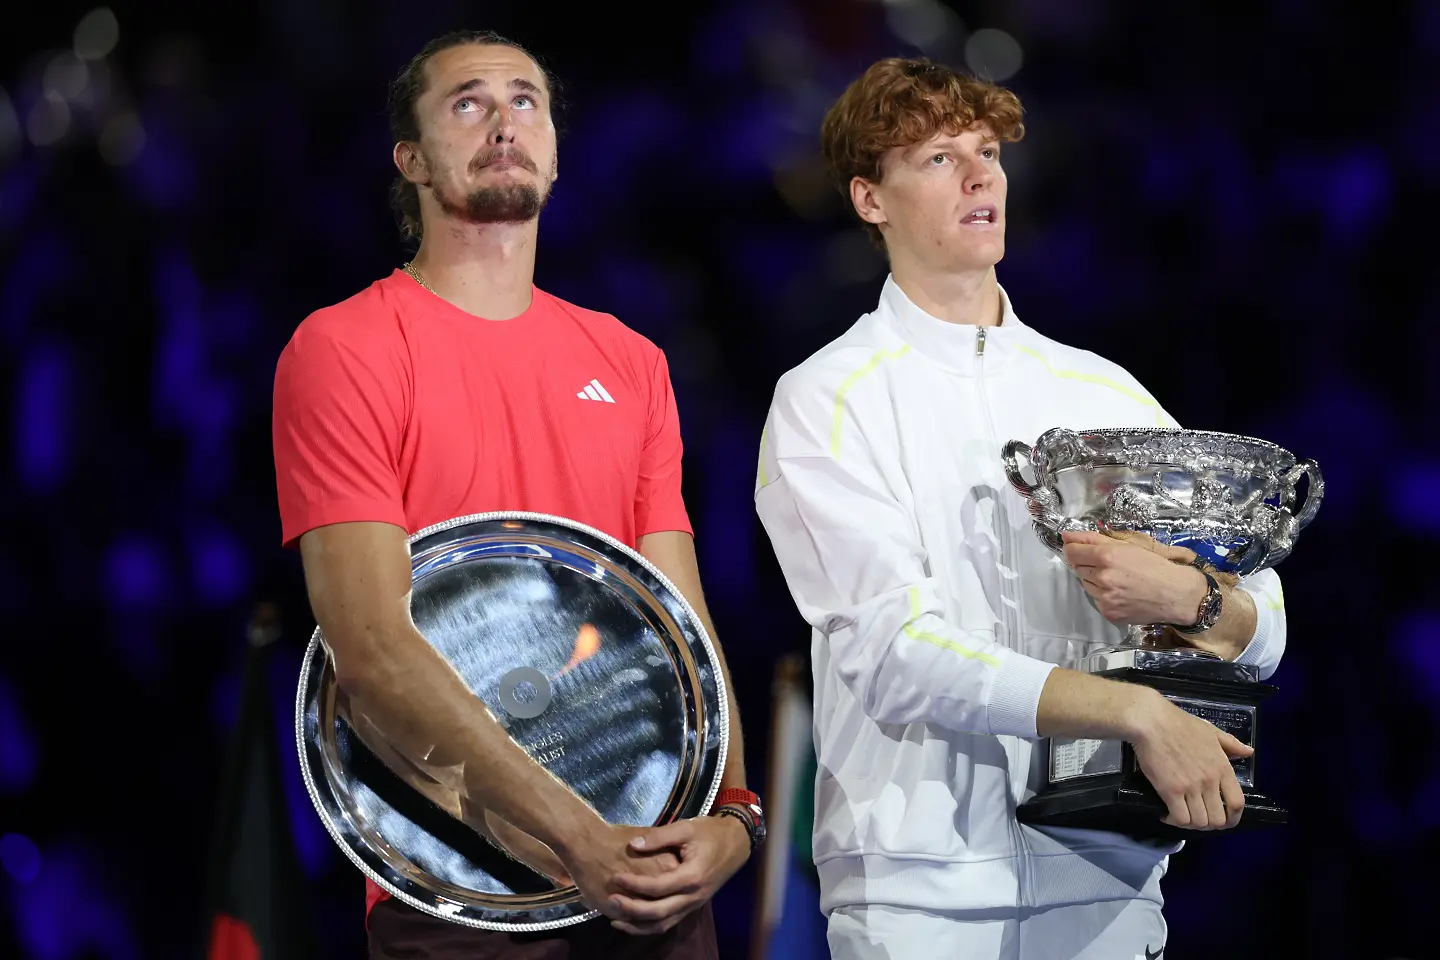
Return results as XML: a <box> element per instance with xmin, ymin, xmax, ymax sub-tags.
<box><xmin>576</xmin><ymin>378</ymin><xmax>616</xmax><ymax>403</ymax></box>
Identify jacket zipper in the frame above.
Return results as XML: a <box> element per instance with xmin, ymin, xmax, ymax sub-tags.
<box><xmin>974</xmin><ymin>324</ymin><xmax>1034</xmax><ymax>910</ymax></box>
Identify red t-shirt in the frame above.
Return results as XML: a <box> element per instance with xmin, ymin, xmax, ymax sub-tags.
<box><xmin>273</xmin><ymin>268</ymin><xmax>692</xmax><ymax>547</ymax></box>
<box><xmin>271</xmin><ymin>268</ymin><xmax>693</xmax><ymax>912</ymax></box>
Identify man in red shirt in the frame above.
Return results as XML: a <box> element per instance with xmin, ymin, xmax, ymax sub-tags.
<box><xmin>271</xmin><ymin>29</ymin><xmax>761</xmax><ymax>959</ymax></box>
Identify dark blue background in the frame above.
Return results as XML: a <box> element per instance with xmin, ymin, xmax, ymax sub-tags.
<box><xmin>0</xmin><ymin>1</ymin><xmax>1432</xmax><ymax>957</ymax></box>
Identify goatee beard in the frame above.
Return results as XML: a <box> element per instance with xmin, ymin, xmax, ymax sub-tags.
<box><xmin>439</xmin><ymin>183</ymin><xmax>548</xmax><ymax>224</ymax></box>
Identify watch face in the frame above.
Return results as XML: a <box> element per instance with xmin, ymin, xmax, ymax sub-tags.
<box><xmin>1201</xmin><ymin>587</ymin><xmax>1223</xmax><ymax>627</ymax></box>
<box><xmin>740</xmin><ymin>803</ymin><xmax>766</xmax><ymax>844</ymax></box>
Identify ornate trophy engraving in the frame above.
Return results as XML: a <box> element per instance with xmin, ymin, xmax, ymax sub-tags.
<box><xmin>1001</xmin><ymin>428</ymin><xmax>1322</xmax><ymax>838</ymax></box>
<box><xmin>295</xmin><ymin>512</ymin><xmax>728</xmax><ymax>930</ymax></box>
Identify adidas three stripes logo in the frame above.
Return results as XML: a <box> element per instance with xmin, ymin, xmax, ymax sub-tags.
<box><xmin>576</xmin><ymin>379</ymin><xmax>616</xmax><ymax>403</ymax></box>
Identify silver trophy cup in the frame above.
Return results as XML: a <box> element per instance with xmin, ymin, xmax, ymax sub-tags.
<box><xmin>295</xmin><ymin>512</ymin><xmax>728</xmax><ymax>931</ymax></box>
<box><xmin>1001</xmin><ymin>427</ymin><xmax>1323</xmax><ymax>837</ymax></box>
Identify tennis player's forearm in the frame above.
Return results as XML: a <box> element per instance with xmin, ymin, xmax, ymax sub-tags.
<box><xmin>696</xmin><ymin>631</ymin><xmax>747</xmax><ymax>791</ymax></box>
<box><xmin>334</xmin><ymin>629</ymin><xmax>605</xmax><ymax>855</ymax></box>
<box><xmin>299</xmin><ymin>521</ymin><xmax>604</xmax><ymax>856</ymax></box>
<box><xmin>639</xmin><ymin>530</ymin><xmax>749</xmax><ymax>791</ymax></box>
<box><xmin>680</xmin><ymin>600</ymin><xmax>746</xmax><ymax>791</ymax></box>
<box><xmin>1034</xmin><ymin>666</ymin><xmax>1160</xmax><ymax>741</ymax></box>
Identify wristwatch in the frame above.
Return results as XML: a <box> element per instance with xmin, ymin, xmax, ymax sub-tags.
<box><xmin>1172</xmin><ymin>568</ymin><xmax>1223</xmax><ymax>634</ymax></box>
<box><xmin>712</xmin><ymin>788</ymin><xmax>767</xmax><ymax>851</ymax></box>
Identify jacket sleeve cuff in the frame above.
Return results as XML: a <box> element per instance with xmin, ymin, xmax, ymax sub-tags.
<box><xmin>987</xmin><ymin>653</ymin><xmax>1058</xmax><ymax>740</ymax></box>
<box><xmin>1234</xmin><ymin>591</ymin><xmax>1279</xmax><ymax>673</ymax></box>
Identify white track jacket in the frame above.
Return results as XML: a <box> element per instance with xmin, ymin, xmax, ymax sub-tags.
<box><xmin>754</xmin><ymin>276</ymin><xmax>1287</xmax><ymax>916</ymax></box>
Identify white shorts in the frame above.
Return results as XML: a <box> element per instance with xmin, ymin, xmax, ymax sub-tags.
<box><xmin>827</xmin><ymin>899</ymin><xmax>1167</xmax><ymax>960</ymax></box>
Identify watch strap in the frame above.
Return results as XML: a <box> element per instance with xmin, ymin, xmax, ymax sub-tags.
<box><xmin>712</xmin><ymin>788</ymin><xmax>765</xmax><ymax>851</ymax></box>
<box><xmin>1172</xmin><ymin>569</ymin><xmax>1222</xmax><ymax>634</ymax></box>
<box><xmin>714</xmin><ymin>807</ymin><xmax>756</xmax><ymax>848</ymax></box>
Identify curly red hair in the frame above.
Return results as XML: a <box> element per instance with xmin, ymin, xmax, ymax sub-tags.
<box><xmin>821</xmin><ymin>58</ymin><xmax>1025</xmax><ymax>247</ymax></box>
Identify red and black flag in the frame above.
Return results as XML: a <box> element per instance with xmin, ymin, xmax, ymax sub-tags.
<box><xmin>203</xmin><ymin>602</ymin><xmax>314</xmax><ymax>960</ymax></box>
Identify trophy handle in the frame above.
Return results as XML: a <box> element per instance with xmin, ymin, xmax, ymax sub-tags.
<box><xmin>1036</xmin><ymin>427</ymin><xmax>1087</xmax><ymax>467</ymax></box>
<box><xmin>1239</xmin><ymin>458</ymin><xmax>1323</xmax><ymax>574</ymax></box>
<box><xmin>1003</xmin><ymin>439</ymin><xmax>1078</xmax><ymax>553</ymax></box>
<box><xmin>1282</xmin><ymin>459</ymin><xmax>1324</xmax><ymax>531</ymax></box>
<box><xmin>1002</xmin><ymin>440</ymin><xmax>1042</xmax><ymax>496</ymax></box>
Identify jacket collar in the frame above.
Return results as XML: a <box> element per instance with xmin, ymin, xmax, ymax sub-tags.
<box><xmin>877</xmin><ymin>273</ymin><xmax>1029</xmax><ymax>375</ymax></box>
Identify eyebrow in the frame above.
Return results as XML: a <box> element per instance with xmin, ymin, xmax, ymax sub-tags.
<box><xmin>439</xmin><ymin>77</ymin><xmax>545</xmax><ymax>102</ymax></box>
<box><xmin>912</xmin><ymin>134</ymin><xmax>1000</xmax><ymax>155</ymax></box>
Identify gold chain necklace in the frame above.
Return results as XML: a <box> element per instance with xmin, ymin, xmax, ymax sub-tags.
<box><xmin>402</xmin><ymin>261</ymin><xmax>436</xmax><ymax>294</ymax></box>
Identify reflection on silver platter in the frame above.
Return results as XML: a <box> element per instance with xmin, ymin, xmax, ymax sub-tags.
<box><xmin>295</xmin><ymin>512</ymin><xmax>728</xmax><ymax>931</ymax></box>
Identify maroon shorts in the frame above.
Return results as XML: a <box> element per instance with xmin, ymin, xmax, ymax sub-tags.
<box><xmin>367</xmin><ymin>898</ymin><xmax>719</xmax><ymax>960</ymax></box>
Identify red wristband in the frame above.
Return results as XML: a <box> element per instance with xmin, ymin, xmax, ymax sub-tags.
<box><xmin>714</xmin><ymin>788</ymin><xmax>760</xmax><ymax>810</ymax></box>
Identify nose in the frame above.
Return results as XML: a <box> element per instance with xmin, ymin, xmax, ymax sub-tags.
<box><xmin>962</xmin><ymin>158</ymin><xmax>992</xmax><ymax>194</ymax></box>
<box><xmin>490</xmin><ymin>104</ymin><xmax>518</xmax><ymax>144</ymax></box>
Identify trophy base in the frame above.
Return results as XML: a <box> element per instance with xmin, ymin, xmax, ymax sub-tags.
<box><xmin>1015</xmin><ymin>778</ymin><xmax>1288</xmax><ymax>843</ymax></box>
<box><xmin>1016</xmin><ymin>646</ymin><xmax>1288</xmax><ymax>842</ymax></box>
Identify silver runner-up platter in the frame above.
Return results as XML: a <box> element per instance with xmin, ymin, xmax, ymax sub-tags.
<box><xmin>295</xmin><ymin>512</ymin><xmax>728</xmax><ymax>931</ymax></box>
<box><xmin>1000</xmin><ymin>427</ymin><xmax>1323</xmax><ymax>839</ymax></box>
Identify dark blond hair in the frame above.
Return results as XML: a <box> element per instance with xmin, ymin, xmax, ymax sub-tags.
<box><xmin>821</xmin><ymin>58</ymin><xmax>1025</xmax><ymax>247</ymax></box>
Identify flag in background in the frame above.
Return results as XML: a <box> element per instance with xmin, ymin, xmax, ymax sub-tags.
<box><xmin>203</xmin><ymin>602</ymin><xmax>314</xmax><ymax>960</ymax></box>
<box><xmin>750</xmin><ymin>652</ymin><xmax>828</xmax><ymax>960</ymax></box>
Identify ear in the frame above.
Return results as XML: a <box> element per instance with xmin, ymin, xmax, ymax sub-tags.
<box><xmin>393</xmin><ymin>140</ymin><xmax>429</xmax><ymax>187</ymax></box>
<box><xmin>849</xmin><ymin>176</ymin><xmax>886</xmax><ymax>229</ymax></box>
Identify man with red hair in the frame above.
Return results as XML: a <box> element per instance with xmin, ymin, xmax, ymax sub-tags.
<box><xmin>754</xmin><ymin>58</ymin><xmax>1288</xmax><ymax>958</ymax></box>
